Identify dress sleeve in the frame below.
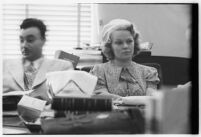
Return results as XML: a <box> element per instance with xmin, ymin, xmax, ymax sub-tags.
<box><xmin>90</xmin><ymin>64</ymin><xmax>109</xmax><ymax>94</ymax></box>
<box><xmin>144</xmin><ymin>66</ymin><xmax>160</xmax><ymax>89</ymax></box>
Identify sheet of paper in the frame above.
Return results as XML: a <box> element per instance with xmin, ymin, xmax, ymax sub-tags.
<box><xmin>3</xmin><ymin>90</ymin><xmax>33</xmax><ymax>96</ymax></box>
<box><xmin>121</xmin><ymin>96</ymin><xmax>152</xmax><ymax>105</ymax></box>
<box><xmin>3</xmin><ymin>126</ymin><xmax>31</xmax><ymax>134</ymax></box>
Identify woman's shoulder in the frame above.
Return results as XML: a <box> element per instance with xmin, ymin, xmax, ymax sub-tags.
<box><xmin>132</xmin><ymin>62</ymin><xmax>158</xmax><ymax>75</ymax></box>
<box><xmin>133</xmin><ymin>62</ymin><xmax>156</xmax><ymax>70</ymax></box>
<box><xmin>132</xmin><ymin>62</ymin><xmax>159</xmax><ymax>82</ymax></box>
<box><xmin>91</xmin><ymin>62</ymin><xmax>111</xmax><ymax>73</ymax></box>
<box><xmin>93</xmin><ymin>62</ymin><xmax>111</xmax><ymax>69</ymax></box>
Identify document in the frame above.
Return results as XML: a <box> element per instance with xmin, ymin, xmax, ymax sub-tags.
<box><xmin>3</xmin><ymin>126</ymin><xmax>31</xmax><ymax>134</ymax></box>
<box><xmin>114</xmin><ymin>96</ymin><xmax>152</xmax><ymax>106</ymax></box>
<box><xmin>3</xmin><ymin>90</ymin><xmax>33</xmax><ymax>96</ymax></box>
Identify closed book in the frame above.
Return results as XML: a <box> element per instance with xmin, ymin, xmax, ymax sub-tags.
<box><xmin>3</xmin><ymin>95</ymin><xmax>22</xmax><ymax>111</ymax></box>
<box><xmin>3</xmin><ymin>90</ymin><xmax>33</xmax><ymax>111</ymax></box>
<box><xmin>55</xmin><ymin>50</ymin><xmax>80</xmax><ymax>68</ymax></box>
<box><xmin>51</xmin><ymin>97</ymin><xmax>112</xmax><ymax>111</ymax></box>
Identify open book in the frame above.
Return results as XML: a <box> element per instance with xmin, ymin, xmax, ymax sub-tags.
<box><xmin>3</xmin><ymin>90</ymin><xmax>33</xmax><ymax>96</ymax></box>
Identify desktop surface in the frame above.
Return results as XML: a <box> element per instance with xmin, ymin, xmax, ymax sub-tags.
<box><xmin>3</xmin><ymin>107</ymin><xmax>145</xmax><ymax>134</ymax></box>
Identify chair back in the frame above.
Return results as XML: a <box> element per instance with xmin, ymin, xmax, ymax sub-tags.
<box><xmin>133</xmin><ymin>56</ymin><xmax>190</xmax><ymax>86</ymax></box>
<box><xmin>80</xmin><ymin>66</ymin><xmax>94</xmax><ymax>72</ymax></box>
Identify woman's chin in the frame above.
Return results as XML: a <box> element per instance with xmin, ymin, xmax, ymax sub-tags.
<box><xmin>120</xmin><ymin>57</ymin><xmax>132</xmax><ymax>62</ymax></box>
<box><xmin>123</xmin><ymin>55</ymin><xmax>133</xmax><ymax>60</ymax></box>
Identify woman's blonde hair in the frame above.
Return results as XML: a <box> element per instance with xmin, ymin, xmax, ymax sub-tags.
<box><xmin>101</xmin><ymin>19</ymin><xmax>141</xmax><ymax>60</ymax></box>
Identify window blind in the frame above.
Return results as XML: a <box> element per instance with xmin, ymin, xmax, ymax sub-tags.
<box><xmin>2</xmin><ymin>3</ymin><xmax>92</xmax><ymax>59</ymax></box>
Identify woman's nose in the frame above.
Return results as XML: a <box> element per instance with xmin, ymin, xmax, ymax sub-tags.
<box><xmin>122</xmin><ymin>42</ymin><xmax>129</xmax><ymax>48</ymax></box>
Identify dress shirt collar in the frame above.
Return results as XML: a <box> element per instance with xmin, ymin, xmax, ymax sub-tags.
<box><xmin>23</xmin><ymin>56</ymin><xmax>44</xmax><ymax>70</ymax></box>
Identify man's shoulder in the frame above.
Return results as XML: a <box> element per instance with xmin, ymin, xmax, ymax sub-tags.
<box><xmin>3</xmin><ymin>57</ymin><xmax>21</xmax><ymax>61</ymax></box>
<box><xmin>44</xmin><ymin>58</ymin><xmax>71</xmax><ymax>64</ymax></box>
<box><xmin>3</xmin><ymin>58</ymin><xmax>22</xmax><ymax>65</ymax></box>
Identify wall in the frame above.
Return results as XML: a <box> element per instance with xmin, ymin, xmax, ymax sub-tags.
<box><xmin>98</xmin><ymin>4</ymin><xmax>191</xmax><ymax>58</ymax></box>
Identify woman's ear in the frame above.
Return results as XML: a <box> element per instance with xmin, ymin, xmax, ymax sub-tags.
<box><xmin>134</xmin><ymin>43</ymin><xmax>140</xmax><ymax>55</ymax></box>
<box><xmin>133</xmin><ymin>33</ymin><xmax>140</xmax><ymax>55</ymax></box>
<box><xmin>109</xmin><ymin>43</ymin><xmax>115</xmax><ymax>59</ymax></box>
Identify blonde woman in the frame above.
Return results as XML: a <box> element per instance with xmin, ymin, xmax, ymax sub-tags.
<box><xmin>90</xmin><ymin>19</ymin><xmax>160</xmax><ymax>100</ymax></box>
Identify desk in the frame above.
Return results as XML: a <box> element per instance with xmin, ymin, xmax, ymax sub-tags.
<box><xmin>3</xmin><ymin>116</ymin><xmax>31</xmax><ymax>134</ymax></box>
<box><xmin>3</xmin><ymin>107</ymin><xmax>145</xmax><ymax>134</ymax></box>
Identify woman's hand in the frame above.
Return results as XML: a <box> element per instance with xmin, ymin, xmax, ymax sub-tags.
<box><xmin>113</xmin><ymin>97</ymin><xmax>123</xmax><ymax>105</ymax></box>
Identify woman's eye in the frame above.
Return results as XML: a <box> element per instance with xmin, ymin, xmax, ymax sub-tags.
<box><xmin>115</xmin><ymin>41</ymin><xmax>123</xmax><ymax>45</ymax></box>
<box><xmin>127</xmin><ymin>39</ymin><xmax>133</xmax><ymax>44</ymax></box>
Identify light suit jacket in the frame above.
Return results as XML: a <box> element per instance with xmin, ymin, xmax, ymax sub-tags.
<box><xmin>3</xmin><ymin>57</ymin><xmax>73</xmax><ymax>102</ymax></box>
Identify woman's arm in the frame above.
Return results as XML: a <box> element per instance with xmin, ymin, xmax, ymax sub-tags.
<box><xmin>92</xmin><ymin>88</ymin><xmax>122</xmax><ymax>100</ymax></box>
<box><xmin>90</xmin><ymin>64</ymin><xmax>122</xmax><ymax>100</ymax></box>
<box><xmin>143</xmin><ymin>65</ymin><xmax>160</xmax><ymax>95</ymax></box>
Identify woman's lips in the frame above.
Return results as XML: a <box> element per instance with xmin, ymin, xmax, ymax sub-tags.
<box><xmin>122</xmin><ymin>51</ymin><xmax>131</xmax><ymax>54</ymax></box>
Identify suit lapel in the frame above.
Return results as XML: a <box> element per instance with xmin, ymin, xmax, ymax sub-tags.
<box><xmin>8</xmin><ymin>59</ymin><xmax>25</xmax><ymax>90</ymax></box>
<box><xmin>32</xmin><ymin>58</ymin><xmax>50</xmax><ymax>88</ymax></box>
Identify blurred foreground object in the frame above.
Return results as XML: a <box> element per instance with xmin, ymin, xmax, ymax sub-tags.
<box><xmin>161</xmin><ymin>82</ymin><xmax>191</xmax><ymax>134</ymax></box>
<box><xmin>17</xmin><ymin>95</ymin><xmax>46</xmax><ymax>123</ymax></box>
<box><xmin>150</xmin><ymin>82</ymin><xmax>191</xmax><ymax>134</ymax></box>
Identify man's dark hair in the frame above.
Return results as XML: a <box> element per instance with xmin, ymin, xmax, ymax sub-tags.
<box><xmin>20</xmin><ymin>18</ymin><xmax>47</xmax><ymax>40</ymax></box>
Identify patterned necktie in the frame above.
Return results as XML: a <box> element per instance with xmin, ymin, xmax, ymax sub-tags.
<box><xmin>24</xmin><ymin>62</ymin><xmax>37</xmax><ymax>90</ymax></box>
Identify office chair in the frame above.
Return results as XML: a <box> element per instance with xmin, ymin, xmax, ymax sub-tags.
<box><xmin>80</xmin><ymin>65</ymin><xmax>94</xmax><ymax>72</ymax></box>
<box><xmin>133</xmin><ymin>55</ymin><xmax>190</xmax><ymax>86</ymax></box>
